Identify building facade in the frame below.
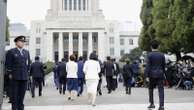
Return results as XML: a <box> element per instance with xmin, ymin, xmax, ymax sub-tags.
<box><xmin>30</xmin><ymin>0</ymin><xmax>139</xmax><ymax>62</ymax></box>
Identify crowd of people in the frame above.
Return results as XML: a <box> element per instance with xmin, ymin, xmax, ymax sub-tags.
<box><xmin>3</xmin><ymin>35</ymin><xmax>194</xmax><ymax>110</ymax></box>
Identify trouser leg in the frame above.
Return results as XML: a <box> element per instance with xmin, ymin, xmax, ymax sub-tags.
<box><xmin>158</xmin><ymin>79</ymin><xmax>164</xmax><ymax>107</ymax></box>
<box><xmin>18</xmin><ymin>81</ymin><xmax>27</xmax><ymax>110</ymax></box>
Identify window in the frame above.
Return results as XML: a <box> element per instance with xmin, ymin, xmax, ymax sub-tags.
<box><xmin>120</xmin><ymin>38</ymin><xmax>124</xmax><ymax>45</ymax></box>
<box><xmin>78</xmin><ymin>0</ymin><xmax>81</xmax><ymax>10</ymax></box>
<box><xmin>120</xmin><ymin>50</ymin><xmax>125</xmax><ymax>56</ymax></box>
<box><xmin>74</xmin><ymin>0</ymin><xmax>77</xmax><ymax>10</ymax></box>
<box><xmin>36</xmin><ymin>37</ymin><xmax>41</xmax><ymax>44</ymax></box>
<box><xmin>109</xmin><ymin>37</ymin><xmax>114</xmax><ymax>44</ymax></box>
<box><xmin>110</xmin><ymin>48</ymin><xmax>115</xmax><ymax>56</ymax></box>
<box><xmin>69</xmin><ymin>0</ymin><xmax>72</xmax><ymax>10</ymax></box>
<box><xmin>36</xmin><ymin>49</ymin><xmax>41</xmax><ymax>56</ymax></box>
<box><xmin>83</xmin><ymin>0</ymin><xmax>86</xmax><ymax>10</ymax></box>
<box><xmin>64</xmin><ymin>0</ymin><xmax>67</xmax><ymax>10</ymax></box>
<box><xmin>129</xmin><ymin>39</ymin><xmax>134</xmax><ymax>45</ymax></box>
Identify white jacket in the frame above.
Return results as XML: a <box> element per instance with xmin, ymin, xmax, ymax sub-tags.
<box><xmin>83</xmin><ymin>60</ymin><xmax>101</xmax><ymax>80</ymax></box>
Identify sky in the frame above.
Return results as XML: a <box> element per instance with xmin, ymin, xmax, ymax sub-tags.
<box><xmin>7</xmin><ymin>0</ymin><xmax>143</xmax><ymax>31</ymax></box>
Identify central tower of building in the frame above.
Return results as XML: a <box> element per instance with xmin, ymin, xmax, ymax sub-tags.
<box><xmin>30</xmin><ymin>0</ymin><xmax>106</xmax><ymax>62</ymax></box>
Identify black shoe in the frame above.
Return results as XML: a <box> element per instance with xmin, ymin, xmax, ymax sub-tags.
<box><xmin>39</xmin><ymin>93</ymin><xmax>42</xmax><ymax>96</ymax></box>
<box><xmin>108</xmin><ymin>90</ymin><xmax>112</xmax><ymax>94</ymax></box>
<box><xmin>99</xmin><ymin>91</ymin><xmax>102</xmax><ymax>96</ymax></box>
<box><xmin>68</xmin><ymin>97</ymin><xmax>71</xmax><ymax>101</ymax></box>
<box><xmin>32</xmin><ymin>95</ymin><xmax>35</xmax><ymax>98</ymax></box>
<box><xmin>158</xmin><ymin>106</ymin><xmax>164</xmax><ymax>110</ymax></box>
<box><xmin>148</xmin><ymin>104</ymin><xmax>155</xmax><ymax>109</ymax></box>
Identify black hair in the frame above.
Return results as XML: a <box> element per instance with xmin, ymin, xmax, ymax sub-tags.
<box><xmin>35</xmin><ymin>56</ymin><xmax>40</xmax><ymax>61</ymax></box>
<box><xmin>151</xmin><ymin>40</ymin><xmax>160</xmax><ymax>49</ymax></box>
<box><xmin>89</xmin><ymin>53</ymin><xmax>97</xmax><ymax>60</ymax></box>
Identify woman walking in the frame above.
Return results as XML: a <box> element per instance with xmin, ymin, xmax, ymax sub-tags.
<box><xmin>83</xmin><ymin>53</ymin><xmax>101</xmax><ymax>106</ymax></box>
<box><xmin>66</xmin><ymin>55</ymin><xmax>78</xmax><ymax>101</ymax></box>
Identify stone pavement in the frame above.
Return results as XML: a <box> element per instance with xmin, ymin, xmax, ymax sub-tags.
<box><xmin>2</xmin><ymin>73</ymin><xmax>194</xmax><ymax>110</ymax></box>
<box><xmin>3</xmin><ymin>103</ymin><xmax>194</xmax><ymax>110</ymax></box>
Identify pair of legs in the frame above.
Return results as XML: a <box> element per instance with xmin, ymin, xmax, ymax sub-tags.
<box><xmin>87</xmin><ymin>92</ymin><xmax>97</xmax><ymax>106</ymax></box>
<box><xmin>59</xmin><ymin>77</ymin><xmax>67</xmax><ymax>94</ymax></box>
<box><xmin>124</xmin><ymin>78</ymin><xmax>132</xmax><ymax>94</ymax></box>
<box><xmin>148</xmin><ymin>78</ymin><xmax>164</xmax><ymax>110</ymax></box>
<box><xmin>97</xmin><ymin>78</ymin><xmax>102</xmax><ymax>95</ymax></box>
<box><xmin>31</xmin><ymin>78</ymin><xmax>43</xmax><ymax>97</ymax></box>
<box><xmin>11</xmin><ymin>80</ymin><xmax>27</xmax><ymax>110</ymax></box>
<box><xmin>78</xmin><ymin>78</ymin><xmax>85</xmax><ymax>96</ymax></box>
<box><xmin>67</xmin><ymin>78</ymin><xmax>78</xmax><ymax>100</ymax></box>
<box><xmin>106</xmin><ymin>76</ymin><xmax>114</xmax><ymax>93</ymax></box>
<box><xmin>87</xmin><ymin>79</ymin><xmax>99</xmax><ymax>106</ymax></box>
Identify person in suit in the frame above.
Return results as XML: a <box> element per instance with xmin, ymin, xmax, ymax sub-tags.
<box><xmin>112</xmin><ymin>58</ymin><xmax>120</xmax><ymax>90</ymax></box>
<box><xmin>5</xmin><ymin>36</ymin><xmax>31</xmax><ymax>110</ymax></box>
<box><xmin>145</xmin><ymin>40</ymin><xmax>166</xmax><ymax>110</ymax></box>
<box><xmin>53</xmin><ymin>62</ymin><xmax>60</xmax><ymax>90</ymax></box>
<box><xmin>77</xmin><ymin>56</ymin><xmax>85</xmax><ymax>96</ymax></box>
<box><xmin>30</xmin><ymin>56</ymin><xmax>45</xmax><ymax>98</ymax></box>
<box><xmin>104</xmin><ymin>56</ymin><xmax>115</xmax><ymax>94</ymax></box>
<box><xmin>57</xmin><ymin>58</ymin><xmax>67</xmax><ymax>95</ymax></box>
<box><xmin>122</xmin><ymin>60</ymin><xmax>133</xmax><ymax>95</ymax></box>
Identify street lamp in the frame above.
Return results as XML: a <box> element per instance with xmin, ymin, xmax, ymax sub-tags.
<box><xmin>0</xmin><ymin>0</ymin><xmax>7</xmax><ymax>109</ymax></box>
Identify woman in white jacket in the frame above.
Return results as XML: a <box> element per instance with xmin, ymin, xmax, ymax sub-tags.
<box><xmin>83</xmin><ymin>53</ymin><xmax>101</xmax><ymax>106</ymax></box>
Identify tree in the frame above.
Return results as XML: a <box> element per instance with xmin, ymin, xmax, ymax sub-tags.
<box><xmin>140</xmin><ymin>0</ymin><xmax>194</xmax><ymax>61</ymax></box>
<box><xmin>139</xmin><ymin>0</ymin><xmax>155</xmax><ymax>51</ymax></box>
<box><xmin>120</xmin><ymin>47</ymin><xmax>143</xmax><ymax>62</ymax></box>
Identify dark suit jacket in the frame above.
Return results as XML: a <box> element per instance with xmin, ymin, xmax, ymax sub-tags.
<box><xmin>123</xmin><ymin>64</ymin><xmax>133</xmax><ymax>79</ymax></box>
<box><xmin>30</xmin><ymin>61</ymin><xmax>44</xmax><ymax>78</ymax></box>
<box><xmin>5</xmin><ymin>48</ymin><xmax>31</xmax><ymax>81</ymax></box>
<box><xmin>57</xmin><ymin>61</ymin><xmax>67</xmax><ymax>78</ymax></box>
<box><xmin>145</xmin><ymin>51</ymin><xmax>166</xmax><ymax>79</ymax></box>
<box><xmin>104</xmin><ymin>61</ymin><xmax>115</xmax><ymax>77</ymax></box>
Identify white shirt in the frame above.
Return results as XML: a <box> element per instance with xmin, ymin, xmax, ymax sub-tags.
<box><xmin>83</xmin><ymin>60</ymin><xmax>101</xmax><ymax>80</ymax></box>
<box><xmin>66</xmin><ymin>61</ymin><xmax>78</xmax><ymax>78</ymax></box>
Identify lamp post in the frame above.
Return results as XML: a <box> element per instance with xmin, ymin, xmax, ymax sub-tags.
<box><xmin>0</xmin><ymin>0</ymin><xmax>7</xmax><ymax>109</ymax></box>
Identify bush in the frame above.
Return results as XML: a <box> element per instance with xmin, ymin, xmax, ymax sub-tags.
<box><xmin>43</xmin><ymin>61</ymin><xmax>54</xmax><ymax>75</ymax></box>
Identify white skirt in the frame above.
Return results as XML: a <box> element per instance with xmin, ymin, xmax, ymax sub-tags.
<box><xmin>86</xmin><ymin>79</ymin><xmax>99</xmax><ymax>94</ymax></box>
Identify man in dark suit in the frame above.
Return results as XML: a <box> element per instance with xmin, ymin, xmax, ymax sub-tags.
<box><xmin>5</xmin><ymin>36</ymin><xmax>31</xmax><ymax>110</ymax></box>
<box><xmin>145</xmin><ymin>40</ymin><xmax>165</xmax><ymax>110</ymax></box>
<box><xmin>112</xmin><ymin>58</ymin><xmax>120</xmax><ymax>90</ymax></box>
<box><xmin>30</xmin><ymin>56</ymin><xmax>45</xmax><ymax>98</ymax></box>
<box><xmin>104</xmin><ymin>56</ymin><xmax>115</xmax><ymax>94</ymax></box>
<box><xmin>122</xmin><ymin>60</ymin><xmax>133</xmax><ymax>95</ymax></box>
<box><xmin>57</xmin><ymin>58</ymin><xmax>67</xmax><ymax>95</ymax></box>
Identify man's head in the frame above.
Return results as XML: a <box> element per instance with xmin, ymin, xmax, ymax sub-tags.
<box><xmin>14</xmin><ymin>36</ymin><xmax>26</xmax><ymax>48</ymax></box>
<box><xmin>151</xmin><ymin>40</ymin><xmax>160</xmax><ymax>50</ymax></box>
<box><xmin>35</xmin><ymin>56</ymin><xmax>40</xmax><ymax>61</ymax></box>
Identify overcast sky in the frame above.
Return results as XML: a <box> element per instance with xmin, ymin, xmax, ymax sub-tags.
<box><xmin>7</xmin><ymin>0</ymin><xmax>142</xmax><ymax>30</ymax></box>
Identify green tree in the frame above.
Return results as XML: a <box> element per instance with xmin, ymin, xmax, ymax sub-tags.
<box><xmin>140</xmin><ymin>0</ymin><xmax>194</xmax><ymax>61</ymax></box>
<box><xmin>139</xmin><ymin>0</ymin><xmax>155</xmax><ymax>51</ymax></box>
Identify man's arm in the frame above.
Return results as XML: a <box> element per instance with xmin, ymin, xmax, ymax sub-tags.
<box><xmin>145</xmin><ymin>54</ymin><xmax>151</xmax><ymax>78</ymax></box>
<box><xmin>5</xmin><ymin>50</ymin><xmax>13</xmax><ymax>78</ymax></box>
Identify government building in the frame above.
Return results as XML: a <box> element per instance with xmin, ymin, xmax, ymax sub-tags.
<box><xmin>28</xmin><ymin>0</ymin><xmax>139</xmax><ymax>62</ymax></box>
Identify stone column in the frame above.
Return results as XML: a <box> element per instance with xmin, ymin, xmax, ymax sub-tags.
<box><xmin>58</xmin><ymin>32</ymin><xmax>64</xmax><ymax>61</ymax></box>
<box><xmin>88</xmin><ymin>32</ymin><xmax>93</xmax><ymax>56</ymax></box>
<box><xmin>98</xmin><ymin>31</ymin><xmax>106</xmax><ymax>61</ymax></box>
<box><xmin>78</xmin><ymin>32</ymin><xmax>83</xmax><ymax>57</ymax></box>
<box><xmin>69</xmin><ymin>32</ymin><xmax>73</xmax><ymax>56</ymax></box>
<box><xmin>46</xmin><ymin>31</ymin><xmax>54</xmax><ymax>62</ymax></box>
